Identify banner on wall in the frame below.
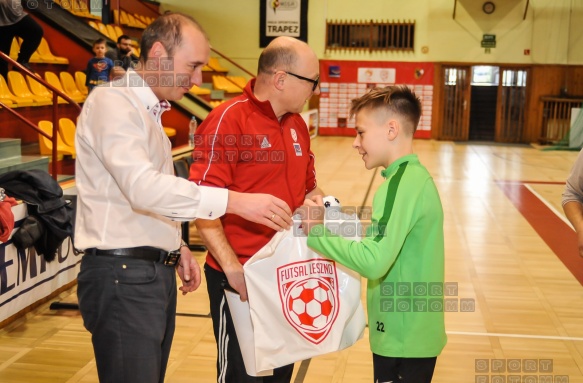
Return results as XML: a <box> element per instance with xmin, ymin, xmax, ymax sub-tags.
<box><xmin>260</xmin><ymin>0</ymin><xmax>308</xmax><ymax>47</ymax></box>
<box><xmin>318</xmin><ymin>60</ymin><xmax>435</xmax><ymax>139</ymax></box>
<box><xmin>0</xmin><ymin>204</ymin><xmax>81</xmax><ymax>324</ymax></box>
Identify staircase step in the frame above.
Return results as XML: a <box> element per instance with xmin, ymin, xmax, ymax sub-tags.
<box><xmin>0</xmin><ymin>138</ymin><xmax>22</xmax><ymax>159</ymax></box>
<box><xmin>0</xmin><ymin>155</ymin><xmax>50</xmax><ymax>175</ymax></box>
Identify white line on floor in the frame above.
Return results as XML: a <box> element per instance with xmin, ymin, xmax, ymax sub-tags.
<box><xmin>447</xmin><ymin>330</ymin><xmax>583</xmax><ymax>342</ymax></box>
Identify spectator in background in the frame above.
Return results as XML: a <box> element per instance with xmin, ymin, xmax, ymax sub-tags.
<box><xmin>0</xmin><ymin>0</ymin><xmax>43</xmax><ymax>79</ymax></box>
<box><xmin>563</xmin><ymin>149</ymin><xmax>583</xmax><ymax>257</ymax></box>
<box><xmin>105</xmin><ymin>34</ymin><xmax>138</xmax><ymax>80</ymax></box>
<box><xmin>85</xmin><ymin>38</ymin><xmax>114</xmax><ymax>92</ymax></box>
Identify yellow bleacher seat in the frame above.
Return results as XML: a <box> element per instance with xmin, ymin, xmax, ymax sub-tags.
<box><xmin>134</xmin><ymin>14</ymin><xmax>146</xmax><ymax>24</ymax></box>
<box><xmin>106</xmin><ymin>24</ymin><xmax>118</xmax><ymax>41</ymax></box>
<box><xmin>38</xmin><ymin>120</ymin><xmax>76</xmax><ymax>160</ymax></box>
<box><xmin>26</xmin><ymin>74</ymin><xmax>66</xmax><ymax>104</ymax></box>
<box><xmin>227</xmin><ymin>76</ymin><xmax>248</xmax><ymax>89</ymax></box>
<box><xmin>119</xmin><ymin>10</ymin><xmax>130</xmax><ymax>26</ymax></box>
<box><xmin>9</xmin><ymin>38</ymin><xmax>19</xmax><ymax>60</ymax></box>
<box><xmin>208</xmin><ymin>57</ymin><xmax>229</xmax><ymax>72</ymax></box>
<box><xmin>113</xmin><ymin>25</ymin><xmax>124</xmax><ymax>40</ymax></box>
<box><xmin>189</xmin><ymin>85</ymin><xmax>211</xmax><ymax>96</ymax></box>
<box><xmin>58</xmin><ymin>117</ymin><xmax>76</xmax><ymax>147</ymax></box>
<box><xmin>97</xmin><ymin>22</ymin><xmax>110</xmax><ymax>38</ymax></box>
<box><xmin>163</xmin><ymin>127</ymin><xmax>176</xmax><ymax>138</ymax></box>
<box><xmin>7</xmin><ymin>71</ymin><xmax>52</xmax><ymax>106</ymax></box>
<box><xmin>71</xmin><ymin>0</ymin><xmax>100</xmax><ymax>19</ymax></box>
<box><xmin>127</xmin><ymin>14</ymin><xmax>145</xmax><ymax>29</ymax></box>
<box><xmin>112</xmin><ymin>9</ymin><xmax>120</xmax><ymax>25</ymax></box>
<box><xmin>36</xmin><ymin>38</ymin><xmax>69</xmax><ymax>64</ymax></box>
<box><xmin>0</xmin><ymin>74</ymin><xmax>34</xmax><ymax>107</ymax></box>
<box><xmin>75</xmin><ymin>71</ymin><xmax>88</xmax><ymax>96</ymax></box>
<box><xmin>88</xmin><ymin>20</ymin><xmax>99</xmax><ymax>30</ymax></box>
<box><xmin>0</xmin><ymin>96</ymin><xmax>13</xmax><ymax>107</ymax></box>
<box><xmin>77</xmin><ymin>0</ymin><xmax>88</xmax><ymax>12</ymax></box>
<box><xmin>16</xmin><ymin>38</ymin><xmax>42</xmax><ymax>63</ymax></box>
<box><xmin>133</xmin><ymin>14</ymin><xmax>147</xmax><ymax>28</ymax></box>
<box><xmin>60</xmin><ymin>72</ymin><xmax>86</xmax><ymax>103</ymax></box>
<box><xmin>209</xmin><ymin>100</ymin><xmax>225</xmax><ymax>108</ymax></box>
<box><xmin>70</xmin><ymin>0</ymin><xmax>85</xmax><ymax>16</ymax></box>
<box><xmin>212</xmin><ymin>75</ymin><xmax>243</xmax><ymax>93</ymax></box>
<box><xmin>44</xmin><ymin>71</ymin><xmax>84</xmax><ymax>104</ymax></box>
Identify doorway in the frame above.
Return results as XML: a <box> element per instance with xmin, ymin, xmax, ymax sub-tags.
<box><xmin>439</xmin><ymin>65</ymin><xmax>529</xmax><ymax>143</ymax></box>
<box><xmin>469</xmin><ymin>66</ymin><xmax>498</xmax><ymax>141</ymax></box>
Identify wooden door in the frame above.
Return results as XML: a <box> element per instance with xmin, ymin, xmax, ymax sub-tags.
<box><xmin>496</xmin><ymin>68</ymin><xmax>529</xmax><ymax>143</ymax></box>
<box><xmin>439</xmin><ymin>66</ymin><xmax>471</xmax><ymax>141</ymax></box>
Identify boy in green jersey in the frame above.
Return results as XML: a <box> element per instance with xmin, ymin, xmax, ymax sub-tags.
<box><xmin>300</xmin><ymin>86</ymin><xmax>446</xmax><ymax>383</ymax></box>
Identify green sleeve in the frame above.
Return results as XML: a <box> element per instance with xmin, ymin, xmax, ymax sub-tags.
<box><xmin>307</xmin><ymin>173</ymin><xmax>424</xmax><ymax>280</ymax></box>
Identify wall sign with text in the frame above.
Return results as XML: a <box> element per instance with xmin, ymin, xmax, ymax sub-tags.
<box><xmin>260</xmin><ymin>0</ymin><xmax>308</xmax><ymax>47</ymax></box>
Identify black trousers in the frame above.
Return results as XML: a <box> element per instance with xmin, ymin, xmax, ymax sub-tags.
<box><xmin>373</xmin><ymin>354</ymin><xmax>437</xmax><ymax>383</ymax></box>
<box><xmin>205</xmin><ymin>264</ymin><xmax>294</xmax><ymax>383</ymax></box>
<box><xmin>77</xmin><ymin>254</ymin><xmax>177</xmax><ymax>383</ymax></box>
<box><xmin>0</xmin><ymin>14</ymin><xmax>43</xmax><ymax>78</ymax></box>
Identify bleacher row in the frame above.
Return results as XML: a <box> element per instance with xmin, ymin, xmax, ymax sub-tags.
<box><xmin>1</xmin><ymin>70</ymin><xmax>87</xmax><ymax>107</ymax></box>
<box><xmin>1</xmin><ymin>0</ymin><xmax>254</xmax><ymax>156</ymax></box>
<box><xmin>10</xmin><ymin>38</ymin><xmax>69</xmax><ymax>65</ymax></box>
<box><xmin>1</xmin><ymin>68</ymin><xmax>251</xmax><ymax>108</ymax></box>
<box><xmin>52</xmin><ymin>0</ymin><xmax>154</xmax><ymax>29</ymax></box>
<box><xmin>88</xmin><ymin>22</ymin><xmax>126</xmax><ymax>43</ymax></box>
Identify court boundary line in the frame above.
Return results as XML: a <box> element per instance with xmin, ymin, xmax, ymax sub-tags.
<box><xmin>496</xmin><ymin>180</ymin><xmax>583</xmax><ymax>285</ymax></box>
<box><xmin>448</xmin><ymin>330</ymin><xmax>583</xmax><ymax>342</ymax></box>
<box><xmin>523</xmin><ymin>183</ymin><xmax>573</xmax><ymax>228</ymax></box>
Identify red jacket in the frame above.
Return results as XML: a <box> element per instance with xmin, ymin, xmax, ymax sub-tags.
<box><xmin>189</xmin><ymin>79</ymin><xmax>317</xmax><ymax>271</ymax></box>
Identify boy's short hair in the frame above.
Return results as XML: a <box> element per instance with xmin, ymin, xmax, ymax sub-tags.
<box><xmin>92</xmin><ymin>38</ymin><xmax>106</xmax><ymax>47</ymax></box>
<box><xmin>350</xmin><ymin>86</ymin><xmax>422</xmax><ymax>135</ymax></box>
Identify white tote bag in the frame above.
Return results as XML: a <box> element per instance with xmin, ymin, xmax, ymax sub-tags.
<box><xmin>228</xmin><ymin>207</ymin><xmax>366</xmax><ymax>376</ymax></box>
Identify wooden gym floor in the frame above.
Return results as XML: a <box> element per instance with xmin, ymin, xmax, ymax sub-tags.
<box><xmin>0</xmin><ymin>137</ymin><xmax>582</xmax><ymax>382</ymax></box>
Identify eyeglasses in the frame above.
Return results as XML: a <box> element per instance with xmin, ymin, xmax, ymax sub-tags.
<box><xmin>285</xmin><ymin>71</ymin><xmax>319</xmax><ymax>92</ymax></box>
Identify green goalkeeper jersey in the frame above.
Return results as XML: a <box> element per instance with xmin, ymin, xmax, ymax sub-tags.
<box><xmin>308</xmin><ymin>154</ymin><xmax>447</xmax><ymax>357</ymax></box>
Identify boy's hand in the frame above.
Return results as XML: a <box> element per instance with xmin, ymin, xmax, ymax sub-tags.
<box><xmin>309</xmin><ymin>194</ymin><xmax>324</xmax><ymax>206</ymax></box>
<box><xmin>297</xmin><ymin>199</ymin><xmax>325</xmax><ymax>235</ymax></box>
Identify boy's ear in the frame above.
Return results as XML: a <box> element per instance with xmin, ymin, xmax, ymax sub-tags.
<box><xmin>386</xmin><ymin>119</ymin><xmax>400</xmax><ymax>141</ymax></box>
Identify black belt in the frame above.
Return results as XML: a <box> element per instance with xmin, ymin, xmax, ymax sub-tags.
<box><xmin>84</xmin><ymin>246</ymin><xmax>180</xmax><ymax>266</ymax></box>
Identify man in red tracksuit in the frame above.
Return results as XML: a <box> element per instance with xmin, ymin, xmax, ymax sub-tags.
<box><xmin>189</xmin><ymin>36</ymin><xmax>323</xmax><ymax>383</ymax></box>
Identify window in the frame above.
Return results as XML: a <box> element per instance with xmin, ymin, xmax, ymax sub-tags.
<box><xmin>471</xmin><ymin>66</ymin><xmax>499</xmax><ymax>86</ymax></box>
<box><xmin>326</xmin><ymin>20</ymin><xmax>415</xmax><ymax>52</ymax></box>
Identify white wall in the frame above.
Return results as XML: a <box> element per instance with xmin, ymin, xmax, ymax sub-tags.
<box><xmin>159</xmin><ymin>0</ymin><xmax>583</xmax><ymax>70</ymax></box>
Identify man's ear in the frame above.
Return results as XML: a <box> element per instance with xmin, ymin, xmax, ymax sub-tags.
<box><xmin>144</xmin><ymin>42</ymin><xmax>167</xmax><ymax>70</ymax></box>
<box><xmin>273</xmin><ymin>71</ymin><xmax>286</xmax><ymax>91</ymax></box>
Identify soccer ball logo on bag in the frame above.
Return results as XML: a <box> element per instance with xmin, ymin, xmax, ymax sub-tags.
<box><xmin>278</xmin><ymin>259</ymin><xmax>340</xmax><ymax>344</ymax></box>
